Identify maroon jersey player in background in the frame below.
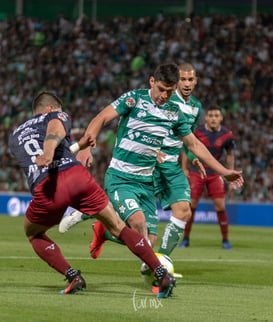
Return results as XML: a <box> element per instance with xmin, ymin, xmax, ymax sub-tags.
<box><xmin>180</xmin><ymin>105</ymin><xmax>236</xmax><ymax>250</ymax></box>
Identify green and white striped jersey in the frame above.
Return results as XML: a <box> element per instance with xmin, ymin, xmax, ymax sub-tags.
<box><xmin>107</xmin><ymin>89</ymin><xmax>191</xmax><ymax>182</ymax></box>
<box><xmin>156</xmin><ymin>90</ymin><xmax>202</xmax><ymax>168</ymax></box>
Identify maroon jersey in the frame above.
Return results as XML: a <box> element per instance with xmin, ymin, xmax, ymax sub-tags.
<box><xmin>9</xmin><ymin>111</ymin><xmax>81</xmax><ymax>194</ymax></box>
<box><xmin>191</xmin><ymin>125</ymin><xmax>235</xmax><ymax>175</ymax></box>
<box><xmin>9</xmin><ymin>111</ymin><xmax>109</xmax><ymax>226</ymax></box>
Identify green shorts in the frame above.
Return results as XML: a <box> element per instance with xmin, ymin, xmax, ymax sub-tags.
<box><xmin>153</xmin><ymin>163</ymin><xmax>191</xmax><ymax>210</ymax></box>
<box><xmin>104</xmin><ymin>171</ymin><xmax>158</xmax><ymax>236</ymax></box>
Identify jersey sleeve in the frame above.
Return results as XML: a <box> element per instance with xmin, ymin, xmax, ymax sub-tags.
<box><xmin>111</xmin><ymin>90</ymin><xmax>137</xmax><ymax>116</ymax></box>
<box><xmin>48</xmin><ymin>111</ymin><xmax>71</xmax><ymax>134</ymax></box>
<box><xmin>173</xmin><ymin>110</ymin><xmax>192</xmax><ymax>137</ymax></box>
<box><xmin>224</xmin><ymin>133</ymin><xmax>235</xmax><ymax>151</ymax></box>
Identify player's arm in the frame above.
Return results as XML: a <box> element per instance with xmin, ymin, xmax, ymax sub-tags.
<box><xmin>225</xmin><ymin>149</ymin><xmax>235</xmax><ymax>170</ymax></box>
<box><xmin>76</xmin><ymin>105</ymin><xmax>119</xmax><ymax>166</ymax></box>
<box><xmin>85</xmin><ymin>104</ymin><xmax>119</xmax><ymax>138</ymax></box>
<box><xmin>181</xmin><ymin>145</ymin><xmax>206</xmax><ymax>178</ymax></box>
<box><xmin>224</xmin><ymin>149</ymin><xmax>238</xmax><ymax>190</ymax></box>
<box><xmin>180</xmin><ymin>133</ymin><xmax>243</xmax><ymax>185</ymax></box>
<box><xmin>36</xmin><ymin>119</ymin><xmax>65</xmax><ymax>167</ymax></box>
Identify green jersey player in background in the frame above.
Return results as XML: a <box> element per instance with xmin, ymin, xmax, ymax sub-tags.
<box><xmin>155</xmin><ymin>63</ymin><xmax>203</xmax><ymax>256</ymax></box>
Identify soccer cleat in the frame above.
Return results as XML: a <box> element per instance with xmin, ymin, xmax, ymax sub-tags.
<box><xmin>157</xmin><ymin>269</ymin><xmax>176</xmax><ymax>299</ymax></box>
<box><xmin>60</xmin><ymin>273</ymin><xmax>86</xmax><ymax>294</ymax></box>
<box><xmin>59</xmin><ymin>210</ymin><xmax>84</xmax><ymax>233</ymax></box>
<box><xmin>89</xmin><ymin>221</ymin><xmax>106</xmax><ymax>259</ymax></box>
<box><xmin>178</xmin><ymin>237</ymin><xmax>190</xmax><ymax>248</ymax></box>
<box><xmin>222</xmin><ymin>240</ymin><xmax>233</xmax><ymax>250</ymax></box>
<box><xmin>173</xmin><ymin>272</ymin><xmax>183</xmax><ymax>278</ymax></box>
<box><xmin>152</xmin><ymin>285</ymin><xmax>160</xmax><ymax>294</ymax></box>
<box><xmin>152</xmin><ymin>272</ymin><xmax>182</xmax><ymax>294</ymax></box>
<box><xmin>151</xmin><ymin>279</ymin><xmax>159</xmax><ymax>294</ymax></box>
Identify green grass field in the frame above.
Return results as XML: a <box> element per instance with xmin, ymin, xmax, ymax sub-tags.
<box><xmin>0</xmin><ymin>215</ymin><xmax>272</xmax><ymax>322</ymax></box>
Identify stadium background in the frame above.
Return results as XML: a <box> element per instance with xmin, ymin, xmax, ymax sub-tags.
<box><xmin>1</xmin><ymin>0</ymin><xmax>273</xmax><ymax>226</ymax></box>
<box><xmin>1</xmin><ymin>0</ymin><xmax>273</xmax><ymax>20</ymax></box>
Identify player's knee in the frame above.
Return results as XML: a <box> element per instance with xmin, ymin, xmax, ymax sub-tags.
<box><xmin>130</xmin><ymin>220</ymin><xmax>147</xmax><ymax>233</ymax></box>
<box><xmin>127</xmin><ymin>216</ymin><xmax>147</xmax><ymax>236</ymax></box>
<box><xmin>173</xmin><ymin>205</ymin><xmax>191</xmax><ymax>221</ymax></box>
<box><xmin>179</xmin><ymin>211</ymin><xmax>191</xmax><ymax>222</ymax></box>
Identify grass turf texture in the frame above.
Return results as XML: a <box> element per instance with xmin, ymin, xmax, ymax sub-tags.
<box><xmin>0</xmin><ymin>215</ymin><xmax>272</xmax><ymax>322</ymax></box>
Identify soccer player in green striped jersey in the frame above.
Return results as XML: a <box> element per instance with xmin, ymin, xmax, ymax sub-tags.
<box><xmin>60</xmin><ymin>63</ymin><xmax>243</xmax><ymax>258</ymax></box>
<box><xmin>155</xmin><ymin>63</ymin><xmax>204</xmax><ymax>256</ymax></box>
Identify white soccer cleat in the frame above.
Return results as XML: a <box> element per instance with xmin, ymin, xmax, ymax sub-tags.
<box><xmin>59</xmin><ymin>211</ymin><xmax>83</xmax><ymax>233</ymax></box>
<box><xmin>173</xmin><ymin>272</ymin><xmax>183</xmax><ymax>278</ymax></box>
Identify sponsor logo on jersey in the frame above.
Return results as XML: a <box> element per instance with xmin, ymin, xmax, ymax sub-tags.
<box><xmin>141</xmin><ymin>135</ymin><xmax>161</xmax><ymax>145</ymax></box>
<box><xmin>128</xmin><ymin>129</ymin><xmax>141</xmax><ymax>140</ymax></box>
<box><xmin>126</xmin><ymin>97</ymin><xmax>136</xmax><ymax>107</ymax></box>
<box><xmin>125</xmin><ymin>199</ymin><xmax>139</xmax><ymax>210</ymax></box>
<box><xmin>57</xmin><ymin>112</ymin><xmax>67</xmax><ymax>121</ymax></box>
<box><xmin>137</xmin><ymin>110</ymin><xmax>146</xmax><ymax>118</ymax></box>
<box><xmin>166</xmin><ymin>110</ymin><xmax>176</xmax><ymax>120</ymax></box>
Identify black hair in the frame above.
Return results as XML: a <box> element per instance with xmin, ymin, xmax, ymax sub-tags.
<box><xmin>32</xmin><ymin>91</ymin><xmax>63</xmax><ymax>112</ymax></box>
<box><xmin>207</xmin><ymin>105</ymin><xmax>222</xmax><ymax>113</ymax></box>
<box><xmin>153</xmin><ymin>63</ymin><xmax>179</xmax><ymax>85</ymax></box>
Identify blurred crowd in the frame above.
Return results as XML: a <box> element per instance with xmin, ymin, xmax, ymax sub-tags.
<box><xmin>0</xmin><ymin>12</ymin><xmax>273</xmax><ymax>202</ymax></box>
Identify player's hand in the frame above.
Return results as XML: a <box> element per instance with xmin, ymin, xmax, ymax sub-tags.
<box><xmin>156</xmin><ymin>150</ymin><xmax>166</xmax><ymax>163</ymax></box>
<box><xmin>78</xmin><ymin>134</ymin><xmax>96</xmax><ymax>149</ymax></box>
<box><xmin>192</xmin><ymin>158</ymin><xmax>206</xmax><ymax>179</ymax></box>
<box><xmin>76</xmin><ymin>148</ymin><xmax>93</xmax><ymax>167</ymax></box>
<box><xmin>223</xmin><ymin>170</ymin><xmax>244</xmax><ymax>189</ymax></box>
<box><xmin>35</xmin><ymin>154</ymin><xmax>53</xmax><ymax>167</ymax></box>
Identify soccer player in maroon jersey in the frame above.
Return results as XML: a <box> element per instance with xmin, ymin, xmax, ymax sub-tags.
<box><xmin>8</xmin><ymin>91</ymin><xmax>176</xmax><ymax>297</ymax></box>
<box><xmin>180</xmin><ymin>105</ymin><xmax>235</xmax><ymax>249</ymax></box>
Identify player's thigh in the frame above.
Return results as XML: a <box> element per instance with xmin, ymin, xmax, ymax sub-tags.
<box><xmin>153</xmin><ymin>166</ymin><xmax>165</xmax><ymax>197</ymax></box>
<box><xmin>27</xmin><ymin>166</ymin><xmax>108</xmax><ymax>227</ymax></box>
<box><xmin>105</xmin><ymin>174</ymin><xmax>158</xmax><ymax>235</ymax></box>
<box><xmin>70</xmin><ymin>166</ymin><xmax>109</xmax><ymax>216</ymax></box>
<box><xmin>189</xmin><ymin>172</ymin><xmax>205</xmax><ymax>200</ymax></box>
<box><xmin>105</xmin><ymin>176</ymin><xmax>145</xmax><ymax>220</ymax></box>
<box><xmin>156</xmin><ymin>165</ymin><xmax>191</xmax><ymax>209</ymax></box>
<box><xmin>159</xmin><ymin>182</ymin><xmax>191</xmax><ymax>210</ymax></box>
<box><xmin>207</xmin><ymin>174</ymin><xmax>226</xmax><ymax>199</ymax></box>
<box><xmin>26</xmin><ymin>176</ymin><xmax>68</xmax><ymax>227</ymax></box>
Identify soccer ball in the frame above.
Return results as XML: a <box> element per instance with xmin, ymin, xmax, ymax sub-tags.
<box><xmin>155</xmin><ymin>252</ymin><xmax>174</xmax><ymax>276</ymax></box>
<box><xmin>140</xmin><ymin>253</ymin><xmax>175</xmax><ymax>281</ymax></box>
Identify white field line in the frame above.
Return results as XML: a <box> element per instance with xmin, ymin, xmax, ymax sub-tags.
<box><xmin>0</xmin><ymin>256</ymin><xmax>270</xmax><ymax>263</ymax></box>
